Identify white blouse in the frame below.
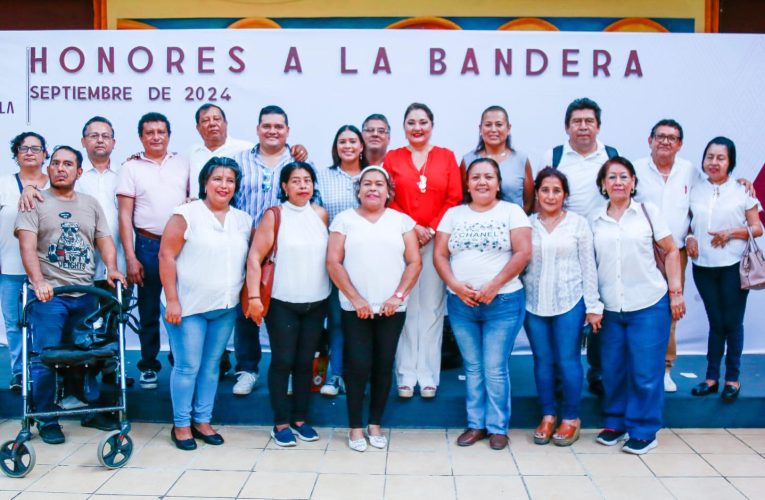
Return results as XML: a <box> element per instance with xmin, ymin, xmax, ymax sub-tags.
<box><xmin>522</xmin><ymin>212</ymin><xmax>603</xmax><ymax>317</ymax></box>
<box><xmin>690</xmin><ymin>177</ymin><xmax>760</xmax><ymax>268</ymax></box>
<box><xmin>272</xmin><ymin>201</ymin><xmax>331</xmax><ymax>303</ymax></box>
<box><xmin>330</xmin><ymin>208</ymin><xmax>415</xmax><ymax>313</ymax></box>
<box><xmin>592</xmin><ymin>201</ymin><xmax>671</xmax><ymax>312</ymax></box>
<box><xmin>161</xmin><ymin>200</ymin><xmax>252</xmax><ymax>317</ymax></box>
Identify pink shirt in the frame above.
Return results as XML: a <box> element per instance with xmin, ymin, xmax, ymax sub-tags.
<box><xmin>116</xmin><ymin>152</ymin><xmax>189</xmax><ymax>235</ymax></box>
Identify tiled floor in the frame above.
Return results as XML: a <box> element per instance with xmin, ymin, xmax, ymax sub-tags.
<box><xmin>0</xmin><ymin>420</ymin><xmax>764</xmax><ymax>499</ymax></box>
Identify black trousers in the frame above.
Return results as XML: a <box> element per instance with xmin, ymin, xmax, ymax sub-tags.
<box><xmin>342</xmin><ymin>311</ymin><xmax>406</xmax><ymax>428</ymax></box>
<box><xmin>264</xmin><ymin>298</ymin><xmax>327</xmax><ymax>425</ymax></box>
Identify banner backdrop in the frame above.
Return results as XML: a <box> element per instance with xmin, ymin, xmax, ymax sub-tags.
<box><xmin>0</xmin><ymin>29</ymin><xmax>763</xmax><ymax>353</ymax></box>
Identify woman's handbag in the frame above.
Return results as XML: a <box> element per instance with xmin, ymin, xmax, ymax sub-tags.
<box><xmin>640</xmin><ymin>203</ymin><xmax>668</xmax><ymax>280</ymax></box>
<box><xmin>240</xmin><ymin>206</ymin><xmax>282</xmax><ymax>315</ymax></box>
<box><xmin>739</xmin><ymin>226</ymin><xmax>765</xmax><ymax>290</ymax></box>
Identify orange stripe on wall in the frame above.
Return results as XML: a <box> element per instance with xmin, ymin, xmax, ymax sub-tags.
<box><xmin>705</xmin><ymin>0</ymin><xmax>720</xmax><ymax>32</ymax></box>
<box><xmin>93</xmin><ymin>0</ymin><xmax>107</xmax><ymax>29</ymax></box>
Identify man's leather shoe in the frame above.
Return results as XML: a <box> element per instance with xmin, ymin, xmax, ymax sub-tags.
<box><xmin>721</xmin><ymin>384</ymin><xmax>740</xmax><ymax>402</ymax></box>
<box><xmin>457</xmin><ymin>428</ymin><xmax>487</xmax><ymax>447</ymax></box>
<box><xmin>489</xmin><ymin>433</ymin><xmax>509</xmax><ymax>450</ymax></box>
<box><xmin>691</xmin><ymin>382</ymin><xmax>718</xmax><ymax>396</ymax></box>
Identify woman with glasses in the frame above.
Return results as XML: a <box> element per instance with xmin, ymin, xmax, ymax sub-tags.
<box><xmin>383</xmin><ymin>102</ymin><xmax>462</xmax><ymax>399</ymax></box>
<box><xmin>317</xmin><ymin>125</ymin><xmax>368</xmax><ymax>397</ymax></box>
<box><xmin>687</xmin><ymin>137</ymin><xmax>762</xmax><ymax>401</ymax></box>
<box><xmin>245</xmin><ymin>161</ymin><xmax>330</xmax><ymax>447</ymax></box>
<box><xmin>159</xmin><ymin>157</ymin><xmax>252</xmax><ymax>450</ymax></box>
<box><xmin>0</xmin><ymin>132</ymin><xmax>49</xmax><ymax>392</ymax></box>
<box><xmin>461</xmin><ymin>105</ymin><xmax>534</xmax><ymax>213</ymax></box>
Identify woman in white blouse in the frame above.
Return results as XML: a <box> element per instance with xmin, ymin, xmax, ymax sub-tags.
<box><xmin>160</xmin><ymin>157</ymin><xmax>253</xmax><ymax>450</ymax></box>
<box><xmin>245</xmin><ymin>162</ymin><xmax>330</xmax><ymax>447</ymax></box>
<box><xmin>327</xmin><ymin>166</ymin><xmax>421</xmax><ymax>452</ymax></box>
<box><xmin>591</xmin><ymin>156</ymin><xmax>685</xmax><ymax>455</ymax></box>
<box><xmin>433</xmin><ymin>157</ymin><xmax>531</xmax><ymax>451</ymax></box>
<box><xmin>686</xmin><ymin>137</ymin><xmax>762</xmax><ymax>401</ymax></box>
<box><xmin>522</xmin><ymin>167</ymin><xmax>602</xmax><ymax>447</ymax></box>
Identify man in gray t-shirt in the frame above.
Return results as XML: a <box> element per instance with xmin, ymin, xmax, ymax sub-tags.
<box><xmin>14</xmin><ymin>146</ymin><xmax>125</xmax><ymax>445</ymax></box>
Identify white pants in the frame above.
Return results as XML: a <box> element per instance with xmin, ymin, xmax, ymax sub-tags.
<box><xmin>395</xmin><ymin>241</ymin><xmax>446</xmax><ymax>388</ymax></box>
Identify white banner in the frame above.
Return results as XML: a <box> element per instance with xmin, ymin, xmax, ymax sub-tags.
<box><xmin>0</xmin><ymin>29</ymin><xmax>764</xmax><ymax>353</ymax></box>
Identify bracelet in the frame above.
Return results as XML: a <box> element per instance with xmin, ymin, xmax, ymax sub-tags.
<box><xmin>684</xmin><ymin>234</ymin><xmax>696</xmax><ymax>244</ymax></box>
<box><xmin>669</xmin><ymin>289</ymin><xmax>683</xmax><ymax>297</ymax></box>
<box><xmin>248</xmin><ymin>296</ymin><xmax>260</xmax><ymax>300</ymax></box>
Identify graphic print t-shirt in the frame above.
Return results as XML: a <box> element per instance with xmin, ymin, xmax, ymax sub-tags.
<box><xmin>437</xmin><ymin>201</ymin><xmax>531</xmax><ymax>294</ymax></box>
<box><xmin>15</xmin><ymin>190</ymin><xmax>110</xmax><ymax>288</ymax></box>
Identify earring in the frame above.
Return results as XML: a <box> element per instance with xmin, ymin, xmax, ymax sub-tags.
<box><xmin>601</xmin><ymin>188</ymin><xmax>607</xmax><ymax>196</ymax></box>
<box><xmin>360</xmin><ymin>152</ymin><xmax>364</xmax><ymax>161</ymax></box>
<box><xmin>631</xmin><ymin>187</ymin><xmax>636</xmax><ymax>195</ymax></box>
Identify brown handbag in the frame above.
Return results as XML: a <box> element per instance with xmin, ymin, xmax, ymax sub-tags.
<box><xmin>740</xmin><ymin>225</ymin><xmax>765</xmax><ymax>290</ymax></box>
<box><xmin>241</xmin><ymin>206</ymin><xmax>282</xmax><ymax>315</ymax></box>
<box><xmin>640</xmin><ymin>203</ymin><xmax>668</xmax><ymax>280</ymax></box>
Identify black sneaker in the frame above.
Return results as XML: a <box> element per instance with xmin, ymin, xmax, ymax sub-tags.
<box><xmin>140</xmin><ymin>369</ymin><xmax>158</xmax><ymax>390</ymax></box>
<box><xmin>596</xmin><ymin>429</ymin><xmax>629</xmax><ymax>446</ymax></box>
<box><xmin>9</xmin><ymin>373</ymin><xmax>22</xmax><ymax>393</ymax></box>
<box><xmin>39</xmin><ymin>424</ymin><xmax>65</xmax><ymax>445</ymax></box>
<box><xmin>623</xmin><ymin>438</ymin><xmax>657</xmax><ymax>455</ymax></box>
<box><xmin>81</xmin><ymin>413</ymin><xmax>120</xmax><ymax>431</ymax></box>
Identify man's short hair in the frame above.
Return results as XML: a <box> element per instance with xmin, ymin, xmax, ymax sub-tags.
<box><xmin>138</xmin><ymin>112</ymin><xmax>171</xmax><ymax>136</ymax></box>
<box><xmin>362</xmin><ymin>113</ymin><xmax>390</xmax><ymax>130</ymax></box>
<box><xmin>195</xmin><ymin>103</ymin><xmax>227</xmax><ymax>125</ymax></box>
<box><xmin>564</xmin><ymin>97</ymin><xmax>602</xmax><ymax>127</ymax></box>
<box><xmin>650</xmin><ymin>118</ymin><xmax>684</xmax><ymax>142</ymax></box>
<box><xmin>258</xmin><ymin>105</ymin><xmax>288</xmax><ymax>126</ymax></box>
<box><xmin>82</xmin><ymin>116</ymin><xmax>114</xmax><ymax>138</ymax></box>
<box><xmin>51</xmin><ymin>145</ymin><xmax>83</xmax><ymax>169</ymax></box>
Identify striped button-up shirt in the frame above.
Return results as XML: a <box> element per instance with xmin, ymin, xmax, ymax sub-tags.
<box><xmin>232</xmin><ymin>145</ymin><xmax>296</xmax><ymax>227</ymax></box>
<box><xmin>316</xmin><ymin>165</ymin><xmax>360</xmax><ymax>224</ymax></box>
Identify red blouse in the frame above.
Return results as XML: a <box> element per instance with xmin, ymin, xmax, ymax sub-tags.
<box><xmin>383</xmin><ymin>145</ymin><xmax>463</xmax><ymax>229</ymax></box>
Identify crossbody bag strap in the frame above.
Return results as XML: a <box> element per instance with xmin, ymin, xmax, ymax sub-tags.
<box><xmin>639</xmin><ymin>202</ymin><xmax>656</xmax><ymax>239</ymax></box>
<box><xmin>270</xmin><ymin>206</ymin><xmax>282</xmax><ymax>260</ymax></box>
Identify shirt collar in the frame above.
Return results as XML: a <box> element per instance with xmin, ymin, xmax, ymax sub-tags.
<box><xmin>82</xmin><ymin>158</ymin><xmax>116</xmax><ymax>174</ymax></box>
<box><xmin>563</xmin><ymin>139</ymin><xmax>605</xmax><ymax>159</ymax></box>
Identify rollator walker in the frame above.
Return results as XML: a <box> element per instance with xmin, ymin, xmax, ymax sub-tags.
<box><xmin>0</xmin><ymin>282</ymin><xmax>134</xmax><ymax>477</ymax></box>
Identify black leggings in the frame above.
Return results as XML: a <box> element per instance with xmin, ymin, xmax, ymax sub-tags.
<box><xmin>342</xmin><ymin>311</ymin><xmax>406</xmax><ymax>428</ymax></box>
<box><xmin>265</xmin><ymin>298</ymin><xmax>328</xmax><ymax>425</ymax></box>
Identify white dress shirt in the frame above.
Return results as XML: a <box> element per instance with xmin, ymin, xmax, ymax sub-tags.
<box><xmin>634</xmin><ymin>155</ymin><xmax>699</xmax><ymax>248</ymax></box>
<box><xmin>690</xmin><ymin>177</ymin><xmax>760</xmax><ymax>268</ymax></box>
<box><xmin>189</xmin><ymin>136</ymin><xmax>254</xmax><ymax>199</ymax></box>
<box><xmin>592</xmin><ymin>201</ymin><xmax>670</xmax><ymax>312</ymax></box>
<box><xmin>538</xmin><ymin>140</ymin><xmax>613</xmax><ymax>220</ymax></box>
<box><xmin>76</xmin><ymin>159</ymin><xmax>125</xmax><ymax>278</ymax></box>
<box><xmin>522</xmin><ymin>212</ymin><xmax>603</xmax><ymax>316</ymax></box>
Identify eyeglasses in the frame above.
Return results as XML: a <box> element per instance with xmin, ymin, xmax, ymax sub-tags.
<box><xmin>363</xmin><ymin>127</ymin><xmax>389</xmax><ymax>135</ymax></box>
<box><xmin>654</xmin><ymin>134</ymin><xmax>680</xmax><ymax>144</ymax></box>
<box><xmin>85</xmin><ymin>133</ymin><xmax>114</xmax><ymax>141</ymax></box>
<box><xmin>261</xmin><ymin>169</ymin><xmax>273</xmax><ymax>193</ymax></box>
<box><xmin>18</xmin><ymin>145</ymin><xmax>43</xmax><ymax>153</ymax></box>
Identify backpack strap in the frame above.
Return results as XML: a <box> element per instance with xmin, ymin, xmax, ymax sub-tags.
<box><xmin>605</xmin><ymin>145</ymin><xmax>619</xmax><ymax>159</ymax></box>
<box><xmin>551</xmin><ymin>145</ymin><xmax>563</xmax><ymax>168</ymax></box>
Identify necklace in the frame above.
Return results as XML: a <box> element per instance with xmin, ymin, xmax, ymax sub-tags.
<box><xmin>539</xmin><ymin>211</ymin><xmax>565</xmax><ymax>226</ymax></box>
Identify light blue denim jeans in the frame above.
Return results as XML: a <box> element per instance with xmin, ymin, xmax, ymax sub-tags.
<box><xmin>163</xmin><ymin>305</ymin><xmax>237</xmax><ymax>427</ymax></box>
<box><xmin>447</xmin><ymin>289</ymin><xmax>525</xmax><ymax>434</ymax></box>
<box><xmin>1</xmin><ymin>274</ymin><xmax>25</xmax><ymax>376</ymax></box>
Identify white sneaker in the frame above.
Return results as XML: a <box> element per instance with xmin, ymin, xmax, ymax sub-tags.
<box><xmin>233</xmin><ymin>371</ymin><xmax>258</xmax><ymax>396</ymax></box>
<box><xmin>58</xmin><ymin>395</ymin><xmax>87</xmax><ymax>410</ymax></box>
<box><xmin>664</xmin><ymin>372</ymin><xmax>677</xmax><ymax>393</ymax></box>
<box><xmin>320</xmin><ymin>376</ymin><xmax>345</xmax><ymax>396</ymax></box>
<box><xmin>348</xmin><ymin>433</ymin><xmax>367</xmax><ymax>452</ymax></box>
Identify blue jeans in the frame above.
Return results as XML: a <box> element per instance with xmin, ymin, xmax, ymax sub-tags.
<box><xmin>693</xmin><ymin>263</ymin><xmax>748</xmax><ymax>382</ymax></box>
<box><xmin>135</xmin><ymin>234</ymin><xmax>162</xmax><ymax>372</ymax></box>
<box><xmin>163</xmin><ymin>306</ymin><xmax>237</xmax><ymax>427</ymax></box>
<box><xmin>29</xmin><ymin>294</ymin><xmax>98</xmax><ymax>426</ymax></box>
<box><xmin>601</xmin><ymin>294</ymin><xmax>671</xmax><ymax>441</ymax></box>
<box><xmin>447</xmin><ymin>289</ymin><xmax>525</xmax><ymax>435</ymax></box>
<box><xmin>1</xmin><ymin>274</ymin><xmax>25</xmax><ymax>376</ymax></box>
<box><xmin>325</xmin><ymin>285</ymin><xmax>344</xmax><ymax>380</ymax></box>
<box><xmin>524</xmin><ymin>298</ymin><xmax>585</xmax><ymax>420</ymax></box>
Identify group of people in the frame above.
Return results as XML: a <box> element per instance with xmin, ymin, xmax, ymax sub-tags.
<box><xmin>0</xmin><ymin>96</ymin><xmax>760</xmax><ymax>455</ymax></box>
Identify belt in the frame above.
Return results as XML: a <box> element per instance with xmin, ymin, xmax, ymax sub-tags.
<box><xmin>135</xmin><ymin>228</ymin><xmax>162</xmax><ymax>240</ymax></box>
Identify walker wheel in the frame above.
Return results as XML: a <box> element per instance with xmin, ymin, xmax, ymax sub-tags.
<box><xmin>0</xmin><ymin>440</ymin><xmax>36</xmax><ymax>478</ymax></box>
<box><xmin>97</xmin><ymin>430</ymin><xmax>133</xmax><ymax>469</ymax></box>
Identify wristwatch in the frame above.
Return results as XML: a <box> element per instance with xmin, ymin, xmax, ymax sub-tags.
<box><xmin>428</xmin><ymin>227</ymin><xmax>436</xmax><ymax>236</ymax></box>
<box><xmin>394</xmin><ymin>291</ymin><xmax>407</xmax><ymax>301</ymax></box>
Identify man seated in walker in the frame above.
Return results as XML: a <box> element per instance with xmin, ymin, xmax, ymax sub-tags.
<box><xmin>14</xmin><ymin>145</ymin><xmax>125</xmax><ymax>445</ymax></box>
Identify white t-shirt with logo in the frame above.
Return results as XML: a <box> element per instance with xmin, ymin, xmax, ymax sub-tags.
<box><xmin>438</xmin><ymin>201</ymin><xmax>531</xmax><ymax>295</ymax></box>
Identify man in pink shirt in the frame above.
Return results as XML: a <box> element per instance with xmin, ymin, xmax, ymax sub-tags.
<box><xmin>116</xmin><ymin>112</ymin><xmax>189</xmax><ymax>390</ymax></box>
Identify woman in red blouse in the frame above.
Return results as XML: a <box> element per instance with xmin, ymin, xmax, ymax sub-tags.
<box><xmin>383</xmin><ymin>102</ymin><xmax>462</xmax><ymax>399</ymax></box>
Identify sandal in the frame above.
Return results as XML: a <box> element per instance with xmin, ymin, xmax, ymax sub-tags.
<box><xmin>533</xmin><ymin>418</ymin><xmax>556</xmax><ymax>445</ymax></box>
<box><xmin>552</xmin><ymin>419</ymin><xmax>581</xmax><ymax>447</ymax></box>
